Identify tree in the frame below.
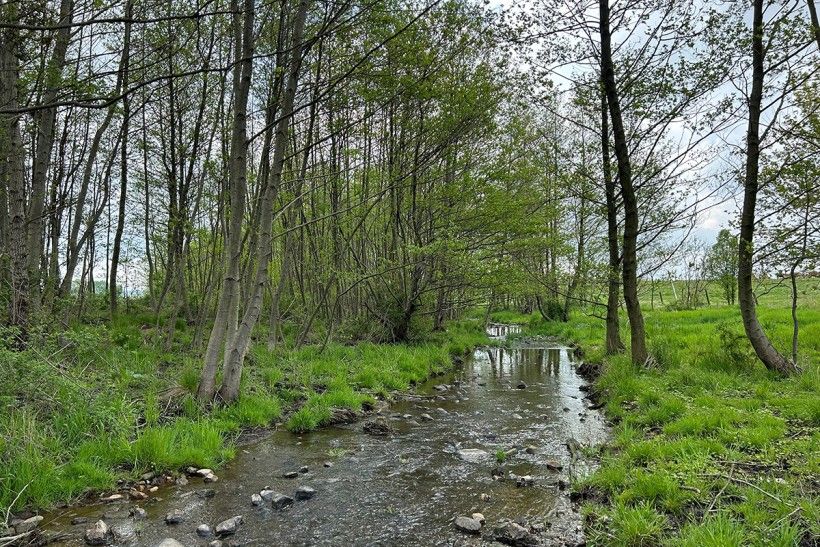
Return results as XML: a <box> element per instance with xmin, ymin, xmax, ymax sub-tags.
<box><xmin>705</xmin><ymin>229</ymin><xmax>738</xmax><ymax>305</ymax></box>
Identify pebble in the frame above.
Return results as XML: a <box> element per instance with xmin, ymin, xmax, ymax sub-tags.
<box><xmin>516</xmin><ymin>381</ymin><xmax>527</xmax><ymax>389</ymax></box>
<box><xmin>545</xmin><ymin>460</ymin><xmax>564</xmax><ymax>471</ymax></box>
<box><xmin>164</xmin><ymin>509</ymin><xmax>184</xmax><ymax>525</ymax></box>
<box><xmin>283</xmin><ymin>471</ymin><xmax>299</xmax><ymax>479</ymax></box>
<box><xmin>295</xmin><ymin>486</ymin><xmax>316</xmax><ymax>500</ymax></box>
<box><xmin>131</xmin><ymin>507</ymin><xmax>147</xmax><ymax>520</ymax></box>
<box><xmin>71</xmin><ymin>517</ymin><xmax>89</xmax><ymax>525</ymax></box>
<box><xmin>420</xmin><ymin>413</ymin><xmax>434</xmax><ymax>422</ymax></box>
<box><xmin>457</xmin><ymin>448</ymin><xmax>490</xmax><ymax>463</ymax></box>
<box><xmin>197</xmin><ymin>524</ymin><xmax>212</xmax><ymax>537</ymax></box>
<box><xmin>251</xmin><ymin>493</ymin><xmax>263</xmax><ymax>506</ymax></box>
<box><xmin>454</xmin><ymin>516</ymin><xmax>482</xmax><ymax>534</ymax></box>
<box><xmin>516</xmin><ymin>475</ymin><xmax>535</xmax><ymax>487</ymax></box>
<box><xmin>299</xmin><ymin>466</ymin><xmax>309</xmax><ymax>473</ymax></box>
<box><xmin>272</xmin><ymin>493</ymin><xmax>294</xmax><ymax>509</ymax></box>
<box><xmin>215</xmin><ymin>515</ymin><xmax>242</xmax><ymax>537</ymax></box>
<box><xmin>472</xmin><ymin>513</ymin><xmax>486</xmax><ymax>524</ymax></box>
<box><xmin>84</xmin><ymin>520</ymin><xmax>109</xmax><ymax>546</ymax></box>
<box><xmin>323</xmin><ymin>461</ymin><xmax>333</xmax><ymax>468</ymax></box>
<box><xmin>525</xmin><ymin>446</ymin><xmax>537</xmax><ymax>454</ymax></box>
<box><xmin>101</xmin><ymin>494</ymin><xmax>124</xmax><ymax>503</ymax></box>
<box><xmin>155</xmin><ymin>540</ymin><xmax>184</xmax><ymax>547</ymax></box>
<box><xmin>15</xmin><ymin>515</ymin><xmax>43</xmax><ymax>534</ymax></box>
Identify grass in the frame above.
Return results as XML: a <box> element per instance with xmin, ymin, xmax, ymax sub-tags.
<box><xmin>499</xmin><ymin>278</ymin><xmax>820</xmax><ymax>546</ymax></box>
<box><xmin>0</xmin><ymin>304</ymin><xmax>488</xmax><ymax>515</ymax></box>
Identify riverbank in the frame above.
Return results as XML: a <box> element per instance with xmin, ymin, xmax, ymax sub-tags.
<box><xmin>35</xmin><ymin>322</ymin><xmax>605</xmax><ymax>546</ymax></box>
<box><xmin>493</xmin><ymin>305</ymin><xmax>820</xmax><ymax>545</ymax></box>
<box><xmin>0</xmin><ymin>314</ymin><xmax>488</xmax><ymax>518</ymax></box>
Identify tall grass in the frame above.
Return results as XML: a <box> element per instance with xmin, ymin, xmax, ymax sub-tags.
<box><xmin>0</xmin><ymin>310</ymin><xmax>487</xmax><ymax>514</ymax></box>
<box><xmin>509</xmin><ymin>279</ymin><xmax>820</xmax><ymax>545</ymax></box>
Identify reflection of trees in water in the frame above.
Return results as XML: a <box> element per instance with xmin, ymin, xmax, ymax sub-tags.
<box><xmin>483</xmin><ymin>347</ymin><xmax>569</xmax><ymax>379</ymax></box>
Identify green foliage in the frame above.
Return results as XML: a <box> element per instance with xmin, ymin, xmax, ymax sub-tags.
<box><xmin>704</xmin><ymin>229</ymin><xmax>739</xmax><ymax>305</ymax></box>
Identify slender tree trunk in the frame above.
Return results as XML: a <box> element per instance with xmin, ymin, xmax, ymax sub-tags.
<box><xmin>27</xmin><ymin>0</ymin><xmax>73</xmax><ymax>310</ymax></box>
<box><xmin>599</xmin><ymin>0</ymin><xmax>647</xmax><ymax>364</ymax></box>
<box><xmin>220</xmin><ymin>0</ymin><xmax>310</xmax><ymax>402</ymax></box>
<box><xmin>737</xmin><ymin>0</ymin><xmax>798</xmax><ymax>375</ymax></box>
<box><xmin>1</xmin><ymin>17</ymin><xmax>28</xmax><ymax>337</ymax></box>
<box><xmin>198</xmin><ymin>0</ymin><xmax>255</xmax><ymax>401</ymax></box>
<box><xmin>109</xmin><ymin>0</ymin><xmax>133</xmax><ymax>317</ymax></box>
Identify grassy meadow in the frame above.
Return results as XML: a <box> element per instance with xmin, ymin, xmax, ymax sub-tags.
<box><xmin>495</xmin><ymin>278</ymin><xmax>820</xmax><ymax>546</ymax></box>
<box><xmin>0</xmin><ymin>308</ymin><xmax>487</xmax><ymax>514</ymax></box>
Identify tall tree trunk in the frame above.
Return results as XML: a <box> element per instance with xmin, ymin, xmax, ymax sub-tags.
<box><xmin>599</xmin><ymin>0</ymin><xmax>647</xmax><ymax>365</ymax></box>
<box><xmin>220</xmin><ymin>0</ymin><xmax>310</xmax><ymax>402</ymax></box>
<box><xmin>601</xmin><ymin>88</ymin><xmax>624</xmax><ymax>354</ymax></box>
<box><xmin>1</xmin><ymin>15</ymin><xmax>28</xmax><ymax>337</ymax></box>
<box><xmin>109</xmin><ymin>0</ymin><xmax>133</xmax><ymax>317</ymax></box>
<box><xmin>27</xmin><ymin>0</ymin><xmax>74</xmax><ymax>310</ymax></box>
<box><xmin>198</xmin><ymin>0</ymin><xmax>255</xmax><ymax>401</ymax></box>
<box><xmin>737</xmin><ymin>0</ymin><xmax>798</xmax><ymax>375</ymax></box>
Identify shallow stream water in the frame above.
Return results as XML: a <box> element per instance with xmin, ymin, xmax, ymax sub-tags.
<box><xmin>42</xmin><ymin>324</ymin><xmax>607</xmax><ymax>546</ymax></box>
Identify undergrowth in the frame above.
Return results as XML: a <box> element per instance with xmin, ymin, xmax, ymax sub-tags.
<box><xmin>0</xmin><ymin>305</ymin><xmax>487</xmax><ymax>514</ymax></box>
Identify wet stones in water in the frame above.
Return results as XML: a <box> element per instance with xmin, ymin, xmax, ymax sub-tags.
<box><xmin>84</xmin><ymin>520</ymin><xmax>110</xmax><ymax>546</ymax></box>
<box><xmin>197</xmin><ymin>524</ymin><xmax>212</xmax><ymax>537</ymax></box>
<box><xmin>71</xmin><ymin>517</ymin><xmax>89</xmax><ymax>526</ymax></box>
<box><xmin>101</xmin><ymin>493</ymin><xmax>124</xmax><ymax>503</ymax></box>
<box><xmin>251</xmin><ymin>493</ymin><xmax>263</xmax><ymax>506</ymax></box>
<box><xmin>295</xmin><ymin>486</ymin><xmax>316</xmax><ymax>500</ymax></box>
<box><xmin>493</xmin><ymin>520</ymin><xmax>537</xmax><ymax>546</ymax></box>
<box><xmin>299</xmin><ymin>465</ymin><xmax>309</xmax><ymax>473</ymax></box>
<box><xmin>155</xmin><ymin>540</ymin><xmax>185</xmax><ymax>547</ymax></box>
<box><xmin>131</xmin><ymin>507</ymin><xmax>147</xmax><ymax>520</ymax></box>
<box><xmin>164</xmin><ymin>509</ymin><xmax>184</xmax><ymax>525</ymax></box>
<box><xmin>362</xmin><ymin>417</ymin><xmax>392</xmax><ymax>436</ymax></box>
<box><xmin>525</xmin><ymin>446</ymin><xmax>537</xmax><ymax>454</ymax></box>
<box><xmin>515</xmin><ymin>475</ymin><xmax>534</xmax><ymax>487</ymax></box>
<box><xmin>545</xmin><ymin>460</ymin><xmax>564</xmax><ymax>471</ymax></box>
<box><xmin>195</xmin><ymin>468</ymin><xmax>219</xmax><ymax>483</ymax></box>
<box><xmin>215</xmin><ymin>516</ymin><xmax>243</xmax><ymax>537</ymax></box>
<box><xmin>454</xmin><ymin>516</ymin><xmax>482</xmax><ymax>534</ymax></box>
<box><xmin>433</xmin><ymin>384</ymin><xmax>449</xmax><ymax>392</ymax></box>
<box><xmin>197</xmin><ymin>489</ymin><xmax>216</xmax><ymax>499</ymax></box>
<box><xmin>283</xmin><ymin>471</ymin><xmax>299</xmax><ymax>479</ymax></box>
<box><xmin>516</xmin><ymin>381</ymin><xmax>527</xmax><ymax>389</ymax></box>
<box><xmin>271</xmin><ymin>493</ymin><xmax>294</xmax><ymax>510</ymax></box>
<box><xmin>14</xmin><ymin>515</ymin><xmax>43</xmax><ymax>534</ymax></box>
<box><xmin>323</xmin><ymin>461</ymin><xmax>333</xmax><ymax>468</ymax></box>
<box><xmin>457</xmin><ymin>448</ymin><xmax>490</xmax><ymax>463</ymax></box>
<box><xmin>129</xmin><ymin>488</ymin><xmax>147</xmax><ymax>500</ymax></box>
<box><xmin>420</xmin><ymin>413</ymin><xmax>434</xmax><ymax>422</ymax></box>
<box><xmin>472</xmin><ymin>513</ymin><xmax>486</xmax><ymax>525</ymax></box>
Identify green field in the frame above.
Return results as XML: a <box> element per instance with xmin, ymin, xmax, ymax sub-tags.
<box><xmin>495</xmin><ymin>278</ymin><xmax>820</xmax><ymax>545</ymax></box>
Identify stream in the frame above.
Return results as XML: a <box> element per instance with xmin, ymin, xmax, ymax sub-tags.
<box><xmin>41</xmin><ymin>324</ymin><xmax>607</xmax><ymax>546</ymax></box>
